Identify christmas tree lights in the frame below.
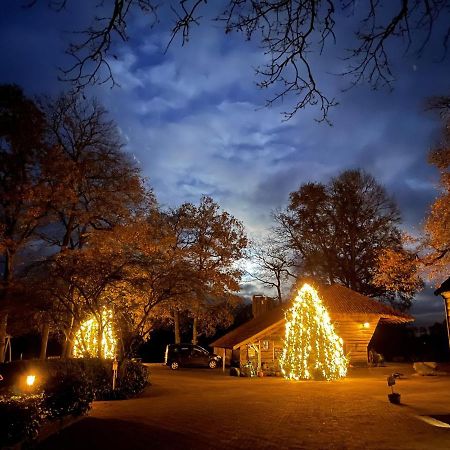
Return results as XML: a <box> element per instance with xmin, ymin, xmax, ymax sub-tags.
<box><xmin>280</xmin><ymin>283</ymin><xmax>348</xmax><ymax>381</ymax></box>
<box><xmin>73</xmin><ymin>309</ymin><xmax>116</xmax><ymax>359</ymax></box>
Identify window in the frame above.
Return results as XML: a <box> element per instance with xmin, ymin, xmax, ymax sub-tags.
<box><xmin>194</xmin><ymin>346</ymin><xmax>209</xmax><ymax>355</ymax></box>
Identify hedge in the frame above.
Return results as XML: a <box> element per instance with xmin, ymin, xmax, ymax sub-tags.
<box><xmin>0</xmin><ymin>358</ymin><xmax>149</xmax><ymax>447</ymax></box>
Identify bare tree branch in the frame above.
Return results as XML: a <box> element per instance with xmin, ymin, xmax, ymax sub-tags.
<box><xmin>31</xmin><ymin>0</ymin><xmax>450</xmax><ymax>120</ymax></box>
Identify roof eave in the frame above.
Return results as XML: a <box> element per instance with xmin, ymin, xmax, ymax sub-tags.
<box><xmin>231</xmin><ymin>319</ymin><xmax>285</xmax><ymax>349</ymax></box>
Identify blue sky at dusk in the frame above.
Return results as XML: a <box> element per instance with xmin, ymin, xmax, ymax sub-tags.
<box><xmin>1</xmin><ymin>2</ymin><xmax>449</xmax><ymax>325</ymax></box>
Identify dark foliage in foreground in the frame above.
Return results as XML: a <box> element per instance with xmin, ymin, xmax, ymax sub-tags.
<box><xmin>0</xmin><ymin>393</ymin><xmax>43</xmax><ymax>447</ymax></box>
<box><xmin>0</xmin><ymin>358</ymin><xmax>149</xmax><ymax>447</ymax></box>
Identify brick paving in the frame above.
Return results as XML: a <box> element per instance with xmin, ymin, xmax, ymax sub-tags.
<box><xmin>38</xmin><ymin>364</ymin><xmax>450</xmax><ymax>450</ymax></box>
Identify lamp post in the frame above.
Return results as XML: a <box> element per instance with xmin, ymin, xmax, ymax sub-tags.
<box><xmin>434</xmin><ymin>278</ymin><xmax>450</xmax><ymax>349</ymax></box>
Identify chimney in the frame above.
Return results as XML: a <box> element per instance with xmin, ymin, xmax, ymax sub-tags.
<box><xmin>252</xmin><ymin>295</ymin><xmax>275</xmax><ymax>318</ymax></box>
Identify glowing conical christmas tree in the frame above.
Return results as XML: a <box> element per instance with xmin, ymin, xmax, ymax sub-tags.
<box><xmin>280</xmin><ymin>283</ymin><xmax>348</xmax><ymax>381</ymax></box>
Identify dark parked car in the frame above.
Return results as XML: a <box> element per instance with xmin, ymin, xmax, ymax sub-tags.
<box><xmin>164</xmin><ymin>344</ymin><xmax>222</xmax><ymax>370</ymax></box>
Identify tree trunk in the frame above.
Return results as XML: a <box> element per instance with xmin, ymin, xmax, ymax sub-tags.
<box><xmin>63</xmin><ymin>317</ymin><xmax>76</xmax><ymax>358</ymax></box>
<box><xmin>0</xmin><ymin>249</ymin><xmax>12</xmax><ymax>363</ymax></box>
<box><xmin>39</xmin><ymin>322</ymin><xmax>50</xmax><ymax>360</ymax></box>
<box><xmin>192</xmin><ymin>316</ymin><xmax>198</xmax><ymax>345</ymax></box>
<box><xmin>173</xmin><ymin>310</ymin><xmax>180</xmax><ymax>344</ymax></box>
<box><xmin>276</xmin><ymin>275</ymin><xmax>282</xmax><ymax>304</ymax></box>
<box><xmin>0</xmin><ymin>312</ymin><xmax>8</xmax><ymax>363</ymax></box>
<box><xmin>97</xmin><ymin>322</ymin><xmax>103</xmax><ymax>358</ymax></box>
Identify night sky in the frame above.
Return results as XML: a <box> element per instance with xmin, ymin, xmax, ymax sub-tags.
<box><xmin>1</xmin><ymin>2</ymin><xmax>449</xmax><ymax>325</ymax></box>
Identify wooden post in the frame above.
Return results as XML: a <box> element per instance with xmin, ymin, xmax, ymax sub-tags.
<box><xmin>442</xmin><ymin>294</ymin><xmax>450</xmax><ymax>350</ymax></box>
<box><xmin>112</xmin><ymin>358</ymin><xmax>118</xmax><ymax>390</ymax></box>
<box><xmin>257</xmin><ymin>340</ymin><xmax>262</xmax><ymax>371</ymax></box>
<box><xmin>222</xmin><ymin>348</ymin><xmax>226</xmax><ymax>372</ymax></box>
<box><xmin>0</xmin><ymin>313</ymin><xmax>8</xmax><ymax>363</ymax></box>
<box><xmin>5</xmin><ymin>335</ymin><xmax>12</xmax><ymax>362</ymax></box>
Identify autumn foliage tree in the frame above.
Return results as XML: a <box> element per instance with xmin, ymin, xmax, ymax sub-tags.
<box><xmin>0</xmin><ymin>83</ymin><xmax>249</xmax><ymax>360</ymax></box>
<box><xmin>37</xmin><ymin>92</ymin><xmax>147</xmax><ymax>357</ymax></box>
<box><xmin>169</xmin><ymin>196</ymin><xmax>247</xmax><ymax>344</ymax></box>
<box><xmin>423</xmin><ymin>96</ymin><xmax>450</xmax><ymax>279</ymax></box>
<box><xmin>42</xmin><ymin>92</ymin><xmax>145</xmax><ymax>250</ymax></box>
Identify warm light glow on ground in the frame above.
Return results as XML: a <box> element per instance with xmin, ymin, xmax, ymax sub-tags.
<box><xmin>280</xmin><ymin>283</ymin><xmax>348</xmax><ymax>381</ymax></box>
<box><xmin>73</xmin><ymin>309</ymin><xmax>117</xmax><ymax>359</ymax></box>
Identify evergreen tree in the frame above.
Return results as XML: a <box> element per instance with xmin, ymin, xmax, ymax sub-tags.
<box><xmin>280</xmin><ymin>283</ymin><xmax>347</xmax><ymax>381</ymax></box>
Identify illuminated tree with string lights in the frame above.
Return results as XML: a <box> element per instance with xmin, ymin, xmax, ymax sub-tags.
<box><xmin>280</xmin><ymin>283</ymin><xmax>348</xmax><ymax>381</ymax></box>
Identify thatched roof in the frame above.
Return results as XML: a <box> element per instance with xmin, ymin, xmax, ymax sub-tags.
<box><xmin>211</xmin><ymin>283</ymin><xmax>413</xmax><ymax>350</ymax></box>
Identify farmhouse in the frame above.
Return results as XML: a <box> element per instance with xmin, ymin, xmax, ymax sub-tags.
<box><xmin>211</xmin><ymin>283</ymin><xmax>413</xmax><ymax>370</ymax></box>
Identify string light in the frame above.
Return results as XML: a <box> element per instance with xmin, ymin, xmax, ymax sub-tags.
<box><xmin>73</xmin><ymin>309</ymin><xmax>116</xmax><ymax>359</ymax></box>
<box><xmin>280</xmin><ymin>283</ymin><xmax>348</xmax><ymax>381</ymax></box>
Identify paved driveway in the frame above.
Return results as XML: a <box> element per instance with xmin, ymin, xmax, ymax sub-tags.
<box><xmin>38</xmin><ymin>364</ymin><xmax>450</xmax><ymax>450</ymax></box>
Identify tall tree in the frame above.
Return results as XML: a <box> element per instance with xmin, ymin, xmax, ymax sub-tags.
<box><xmin>0</xmin><ymin>85</ymin><xmax>49</xmax><ymax>362</ymax></box>
<box><xmin>33</xmin><ymin>1</ymin><xmax>450</xmax><ymax>121</ymax></box>
<box><xmin>370</xmin><ymin>96</ymin><xmax>450</xmax><ymax>304</ymax></box>
<box><xmin>423</xmin><ymin>95</ymin><xmax>450</xmax><ymax>279</ymax></box>
<box><xmin>42</xmin><ymin>92</ymin><xmax>145</xmax><ymax>250</ymax></box>
<box><xmin>276</xmin><ymin>169</ymin><xmax>415</xmax><ymax>309</ymax></box>
<box><xmin>38</xmin><ymin>92</ymin><xmax>146</xmax><ymax>357</ymax></box>
<box><xmin>170</xmin><ymin>196</ymin><xmax>247</xmax><ymax>344</ymax></box>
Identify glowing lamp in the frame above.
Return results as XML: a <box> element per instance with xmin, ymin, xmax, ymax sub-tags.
<box><xmin>362</xmin><ymin>322</ymin><xmax>370</xmax><ymax>329</ymax></box>
<box><xmin>26</xmin><ymin>375</ymin><xmax>36</xmax><ymax>386</ymax></box>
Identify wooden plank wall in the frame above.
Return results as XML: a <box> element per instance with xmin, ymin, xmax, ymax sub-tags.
<box><xmin>236</xmin><ymin>315</ymin><xmax>380</xmax><ymax>366</ymax></box>
<box><xmin>213</xmin><ymin>347</ymin><xmax>233</xmax><ymax>365</ymax></box>
<box><xmin>333</xmin><ymin>315</ymin><xmax>380</xmax><ymax>364</ymax></box>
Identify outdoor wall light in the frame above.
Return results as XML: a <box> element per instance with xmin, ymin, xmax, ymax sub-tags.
<box><xmin>362</xmin><ymin>322</ymin><xmax>370</xmax><ymax>329</ymax></box>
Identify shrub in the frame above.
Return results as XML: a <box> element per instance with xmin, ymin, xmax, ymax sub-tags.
<box><xmin>0</xmin><ymin>358</ymin><xmax>149</xmax><ymax>447</ymax></box>
<box><xmin>43</xmin><ymin>369</ymin><xmax>94</xmax><ymax>419</ymax></box>
<box><xmin>0</xmin><ymin>393</ymin><xmax>43</xmax><ymax>448</ymax></box>
<box><xmin>115</xmin><ymin>359</ymin><xmax>149</xmax><ymax>399</ymax></box>
<box><xmin>0</xmin><ymin>358</ymin><xmax>149</xmax><ymax>399</ymax></box>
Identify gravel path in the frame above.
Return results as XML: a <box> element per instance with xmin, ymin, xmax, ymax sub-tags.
<box><xmin>38</xmin><ymin>363</ymin><xmax>450</xmax><ymax>450</ymax></box>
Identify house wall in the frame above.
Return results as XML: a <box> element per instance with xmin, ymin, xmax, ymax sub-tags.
<box><xmin>333</xmin><ymin>315</ymin><xmax>380</xmax><ymax>364</ymax></box>
<box><xmin>213</xmin><ymin>347</ymin><xmax>233</xmax><ymax>365</ymax></box>
<box><xmin>231</xmin><ymin>315</ymin><xmax>380</xmax><ymax>368</ymax></box>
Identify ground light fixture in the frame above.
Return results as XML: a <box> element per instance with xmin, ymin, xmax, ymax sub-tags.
<box><xmin>23</xmin><ymin>374</ymin><xmax>37</xmax><ymax>391</ymax></box>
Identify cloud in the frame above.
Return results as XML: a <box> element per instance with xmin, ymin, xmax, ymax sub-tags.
<box><xmin>2</xmin><ymin>2</ymin><xmax>450</xmax><ymax>324</ymax></box>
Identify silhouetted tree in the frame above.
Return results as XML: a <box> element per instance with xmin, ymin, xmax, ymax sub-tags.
<box><xmin>0</xmin><ymin>85</ymin><xmax>50</xmax><ymax>362</ymax></box>
<box><xmin>249</xmin><ymin>237</ymin><xmax>296</xmax><ymax>303</ymax></box>
<box><xmin>276</xmin><ymin>169</ymin><xmax>416</xmax><ymax>309</ymax></box>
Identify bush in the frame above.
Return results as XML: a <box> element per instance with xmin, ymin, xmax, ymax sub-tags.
<box><xmin>0</xmin><ymin>358</ymin><xmax>149</xmax><ymax>446</ymax></box>
<box><xmin>0</xmin><ymin>393</ymin><xmax>43</xmax><ymax>448</ymax></box>
<box><xmin>0</xmin><ymin>358</ymin><xmax>149</xmax><ymax>400</ymax></box>
<box><xmin>43</xmin><ymin>369</ymin><xmax>94</xmax><ymax>419</ymax></box>
<box><xmin>115</xmin><ymin>359</ymin><xmax>149</xmax><ymax>399</ymax></box>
